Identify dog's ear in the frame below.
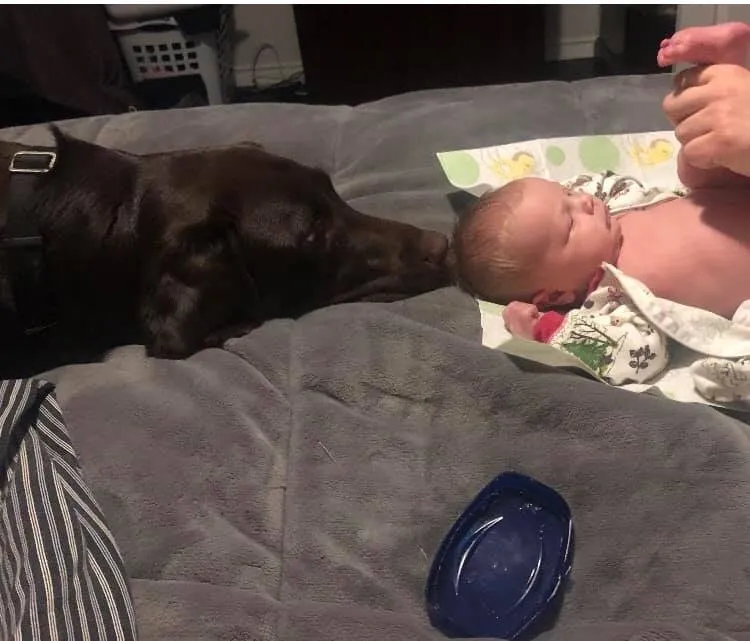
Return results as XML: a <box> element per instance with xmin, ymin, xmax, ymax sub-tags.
<box><xmin>49</xmin><ymin>123</ymin><xmax>64</xmax><ymax>145</ymax></box>
<box><xmin>48</xmin><ymin>124</ymin><xmax>116</xmax><ymax>160</ymax></box>
<box><xmin>141</xmin><ymin>262</ymin><xmax>261</xmax><ymax>358</ymax></box>
<box><xmin>45</xmin><ymin>124</ymin><xmax>137</xmax><ymax>215</ymax></box>
<box><xmin>49</xmin><ymin>124</ymin><xmax>136</xmax><ymax>160</ymax></box>
<box><xmin>49</xmin><ymin>123</ymin><xmax>74</xmax><ymax>150</ymax></box>
<box><xmin>141</xmin><ymin>215</ymin><xmax>263</xmax><ymax>358</ymax></box>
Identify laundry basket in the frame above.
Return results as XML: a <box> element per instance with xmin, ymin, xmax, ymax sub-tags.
<box><xmin>108</xmin><ymin>5</ymin><xmax>233</xmax><ymax>105</ymax></box>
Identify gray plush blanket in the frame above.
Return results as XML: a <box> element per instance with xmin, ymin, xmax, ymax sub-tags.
<box><xmin>4</xmin><ymin>73</ymin><xmax>750</xmax><ymax>641</ymax></box>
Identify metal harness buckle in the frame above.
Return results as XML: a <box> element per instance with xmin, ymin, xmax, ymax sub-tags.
<box><xmin>9</xmin><ymin>150</ymin><xmax>57</xmax><ymax>174</ymax></box>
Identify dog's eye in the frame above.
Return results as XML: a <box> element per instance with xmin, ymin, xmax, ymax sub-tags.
<box><xmin>303</xmin><ymin>216</ymin><xmax>327</xmax><ymax>246</ymax></box>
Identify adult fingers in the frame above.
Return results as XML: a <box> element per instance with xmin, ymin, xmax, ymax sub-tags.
<box><xmin>681</xmin><ymin>133</ymin><xmax>721</xmax><ymax>169</ymax></box>
<box><xmin>673</xmin><ymin>64</ymin><xmax>715</xmax><ymax>92</ymax></box>
<box><xmin>673</xmin><ymin>107</ymin><xmax>714</xmax><ymax>145</ymax></box>
<box><xmin>672</xmin><ymin>63</ymin><xmax>744</xmax><ymax>92</ymax></box>
<box><xmin>662</xmin><ymin>64</ymin><xmax>742</xmax><ymax>125</ymax></box>
<box><xmin>662</xmin><ymin>83</ymin><xmax>715</xmax><ymax>126</ymax></box>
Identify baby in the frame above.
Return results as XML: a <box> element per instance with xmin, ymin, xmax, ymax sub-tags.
<box><xmin>453</xmin><ymin>22</ymin><xmax>750</xmax><ymax>340</ymax></box>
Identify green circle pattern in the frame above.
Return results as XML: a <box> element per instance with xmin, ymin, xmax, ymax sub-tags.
<box><xmin>545</xmin><ymin>145</ymin><xmax>566</xmax><ymax>166</ymax></box>
<box><xmin>578</xmin><ymin>136</ymin><xmax>620</xmax><ymax>173</ymax></box>
<box><xmin>441</xmin><ymin>151</ymin><xmax>480</xmax><ymax>187</ymax></box>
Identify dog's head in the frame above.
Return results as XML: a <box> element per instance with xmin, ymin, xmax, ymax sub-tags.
<box><xmin>25</xmin><ymin>134</ymin><xmax>454</xmax><ymax>359</ymax></box>
<box><xmin>147</xmin><ymin>144</ymin><xmax>454</xmax><ymax>321</ymax></box>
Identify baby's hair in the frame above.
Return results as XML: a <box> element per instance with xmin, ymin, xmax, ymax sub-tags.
<box><xmin>452</xmin><ymin>182</ymin><xmax>533</xmax><ymax>303</ymax></box>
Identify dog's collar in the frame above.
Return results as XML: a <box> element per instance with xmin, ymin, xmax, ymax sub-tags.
<box><xmin>2</xmin><ymin>150</ymin><xmax>56</xmax><ymax>248</ymax></box>
<box><xmin>1</xmin><ymin>149</ymin><xmax>58</xmax><ymax>334</ymax></box>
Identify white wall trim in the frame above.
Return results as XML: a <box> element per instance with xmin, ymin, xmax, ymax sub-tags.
<box><xmin>673</xmin><ymin>5</ymin><xmax>721</xmax><ymax>73</ymax></box>
<box><xmin>676</xmin><ymin>5</ymin><xmax>719</xmax><ymax>31</ymax></box>
<box><xmin>545</xmin><ymin>36</ymin><xmax>598</xmax><ymax>62</ymax></box>
<box><xmin>233</xmin><ymin>60</ymin><xmax>304</xmax><ymax>88</ymax></box>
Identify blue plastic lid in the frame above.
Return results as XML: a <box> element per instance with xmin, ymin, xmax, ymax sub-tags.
<box><xmin>425</xmin><ymin>472</ymin><xmax>574</xmax><ymax>640</ymax></box>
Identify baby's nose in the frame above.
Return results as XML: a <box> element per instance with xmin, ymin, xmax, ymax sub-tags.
<box><xmin>577</xmin><ymin>192</ymin><xmax>594</xmax><ymax>214</ymax></box>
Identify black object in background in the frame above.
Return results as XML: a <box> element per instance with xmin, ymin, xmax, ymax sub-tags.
<box><xmin>293</xmin><ymin>5</ymin><xmax>546</xmax><ymax>105</ymax></box>
<box><xmin>0</xmin><ymin>6</ymin><xmax>140</xmax><ymax>128</ymax></box>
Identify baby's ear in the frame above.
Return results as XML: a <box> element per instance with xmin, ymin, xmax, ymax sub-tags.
<box><xmin>531</xmin><ymin>290</ymin><xmax>546</xmax><ymax>306</ymax></box>
<box><xmin>531</xmin><ymin>289</ymin><xmax>552</xmax><ymax>308</ymax></box>
<box><xmin>551</xmin><ymin>290</ymin><xmax>577</xmax><ymax>306</ymax></box>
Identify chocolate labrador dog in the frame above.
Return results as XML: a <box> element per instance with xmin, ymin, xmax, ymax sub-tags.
<box><xmin>0</xmin><ymin>127</ymin><xmax>452</xmax><ymax>376</ymax></box>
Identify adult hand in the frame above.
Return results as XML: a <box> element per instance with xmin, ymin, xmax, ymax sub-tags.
<box><xmin>662</xmin><ymin>64</ymin><xmax>750</xmax><ymax>177</ymax></box>
<box><xmin>502</xmin><ymin>301</ymin><xmax>540</xmax><ymax>339</ymax></box>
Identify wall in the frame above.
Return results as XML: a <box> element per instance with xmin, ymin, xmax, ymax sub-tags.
<box><xmin>677</xmin><ymin>5</ymin><xmax>750</xmax><ymax>28</ymax></box>
<box><xmin>232</xmin><ymin>4</ymin><xmax>303</xmax><ymax>88</ymax></box>
<box><xmin>231</xmin><ymin>5</ymin><xmax>603</xmax><ymax>87</ymax></box>
<box><xmin>717</xmin><ymin>5</ymin><xmax>750</xmax><ymax>23</ymax></box>
<box><xmin>544</xmin><ymin>5</ymin><xmax>602</xmax><ymax>62</ymax></box>
<box><xmin>674</xmin><ymin>6</ymin><xmax>750</xmax><ymax>69</ymax></box>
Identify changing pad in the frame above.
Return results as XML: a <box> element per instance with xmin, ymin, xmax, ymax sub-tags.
<box><xmin>438</xmin><ymin>130</ymin><xmax>683</xmax><ymax>196</ymax></box>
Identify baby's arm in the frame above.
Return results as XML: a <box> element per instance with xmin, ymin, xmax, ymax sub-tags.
<box><xmin>504</xmin><ymin>287</ymin><xmax>669</xmax><ymax>385</ymax></box>
<box><xmin>502</xmin><ymin>301</ymin><xmax>566</xmax><ymax>342</ymax></box>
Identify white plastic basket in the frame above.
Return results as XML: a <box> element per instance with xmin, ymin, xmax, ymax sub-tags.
<box><xmin>110</xmin><ymin>6</ymin><xmax>233</xmax><ymax>105</ymax></box>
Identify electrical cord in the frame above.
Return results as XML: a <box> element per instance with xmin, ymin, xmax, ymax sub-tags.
<box><xmin>251</xmin><ymin>42</ymin><xmax>304</xmax><ymax>89</ymax></box>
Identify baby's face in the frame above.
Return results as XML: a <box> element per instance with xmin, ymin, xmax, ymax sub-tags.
<box><xmin>508</xmin><ymin>177</ymin><xmax>622</xmax><ymax>298</ymax></box>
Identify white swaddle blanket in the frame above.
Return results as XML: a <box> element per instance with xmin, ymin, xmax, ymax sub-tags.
<box><xmin>502</xmin><ymin>263</ymin><xmax>750</xmax><ymax>410</ymax></box>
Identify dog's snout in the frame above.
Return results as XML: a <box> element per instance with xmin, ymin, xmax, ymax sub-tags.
<box><xmin>418</xmin><ymin>231</ymin><xmax>449</xmax><ymax>265</ymax></box>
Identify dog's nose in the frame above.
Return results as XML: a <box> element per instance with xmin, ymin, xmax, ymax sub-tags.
<box><xmin>418</xmin><ymin>231</ymin><xmax>450</xmax><ymax>265</ymax></box>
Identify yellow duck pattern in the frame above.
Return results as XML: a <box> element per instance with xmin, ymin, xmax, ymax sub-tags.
<box><xmin>629</xmin><ymin>139</ymin><xmax>674</xmax><ymax>166</ymax></box>
<box><xmin>481</xmin><ymin>149</ymin><xmax>537</xmax><ymax>180</ymax></box>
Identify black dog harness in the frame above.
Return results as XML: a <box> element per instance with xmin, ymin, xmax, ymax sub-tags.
<box><xmin>0</xmin><ymin>149</ymin><xmax>58</xmax><ymax>334</ymax></box>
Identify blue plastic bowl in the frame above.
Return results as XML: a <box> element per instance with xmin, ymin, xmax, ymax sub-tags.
<box><xmin>425</xmin><ymin>472</ymin><xmax>574</xmax><ymax>640</ymax></box>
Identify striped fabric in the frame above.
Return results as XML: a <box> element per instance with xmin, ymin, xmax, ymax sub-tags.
<box><xmin>0</xmin><ymin>378</ymin><xmax>138</xmax><ymax>641</ymax></box>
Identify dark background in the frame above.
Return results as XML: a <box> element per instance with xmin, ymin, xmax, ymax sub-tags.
<box><xmin>0</xmin><ymin>5</ymin><xmax>677</xmax><ymax>128</ymax></box>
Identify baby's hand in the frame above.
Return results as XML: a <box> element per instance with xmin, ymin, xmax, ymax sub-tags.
<box><xmin>502</xmin><ymin>301</ymin><xmax>541</xmax><ymax>339</ymax></box>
